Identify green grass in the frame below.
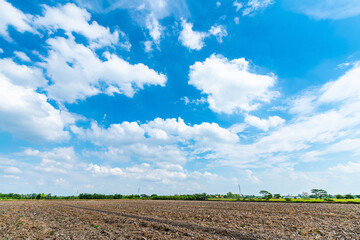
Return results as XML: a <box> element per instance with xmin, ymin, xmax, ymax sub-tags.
<box><xmin>208</xmin><ymin>198</ymin><xmax>360</xmax><ymax>203</ymax></box>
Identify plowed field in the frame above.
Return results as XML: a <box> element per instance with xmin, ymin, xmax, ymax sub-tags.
<box><xmin>1</xmin><ymin>200</ymin><xmax>359</xmax><ymax>239</ymax></box>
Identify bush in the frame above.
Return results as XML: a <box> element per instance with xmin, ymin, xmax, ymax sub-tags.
<box><xmin>345</xmin><ymin>194</ymin><xmax>354</xmax><ymax>199</ymax></box>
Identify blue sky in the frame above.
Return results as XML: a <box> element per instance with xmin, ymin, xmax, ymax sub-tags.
<box><xmin>1</xmin><ymin>0</ymin><xmax>360</xmax><ymax>196</ymax></box>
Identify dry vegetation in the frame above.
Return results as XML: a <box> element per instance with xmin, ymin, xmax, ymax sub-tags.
<box><xmin>1</xmin><ymin>200</ymin><xmax>360</xmax><ymax>239</ymax></box>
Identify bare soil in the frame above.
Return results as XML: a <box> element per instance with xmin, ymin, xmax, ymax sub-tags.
<box><xmin>1</xmin><ymin>200</ymin><xmax>359</xmax><ymax>239</ymax></box>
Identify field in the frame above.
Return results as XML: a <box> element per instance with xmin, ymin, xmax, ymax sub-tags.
<box><xmin>1</xmin><ymin>200</ymin><xmax>360</xmax><ymax>239</ymax></box>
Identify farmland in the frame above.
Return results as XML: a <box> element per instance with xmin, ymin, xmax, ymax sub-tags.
<box><xmin>1</xmin><ymin>200</ymin><xmax>360</xmax><ymax>239</ymax></box>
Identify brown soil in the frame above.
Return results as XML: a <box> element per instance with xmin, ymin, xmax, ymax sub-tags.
<box><xmin>1</xmin><ymin>200</ymin><xmax>359</xmax><ymax>239</ymax></box>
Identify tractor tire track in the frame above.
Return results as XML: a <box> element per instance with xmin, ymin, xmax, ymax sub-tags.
<box><xmin>57</xmin><ymin>203</ymin><xmax>264</xmax><ymax>240</ymax></box>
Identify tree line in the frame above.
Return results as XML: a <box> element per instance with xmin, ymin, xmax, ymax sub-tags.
<box><xmin>1</xmin><ymin>189</ymin><xmax>359</xmax><ymax>201</ymax></box>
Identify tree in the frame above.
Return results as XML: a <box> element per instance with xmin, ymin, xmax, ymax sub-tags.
<box><xmin>273</xmin><ymin>194</ymin><xmax>281</xmax><ymax>199</ymax></box>
<box><xmin>259</xmin><ymin>190</ymin><xmax>272</xmax><ymax>200</ymax></box>
<box><xmin>311</xmin><ymin>189</ymin><xmax>328</xmax><ymax>199</ymax></box>
<box><xmin>226</xmin><ymin>192</ymin><xmax>235</xmax><ymax>199</ymax></box>
<box><xmin>335</xmin><ymin>194</ymin><xmax>344</xmax><ymax>199</ymax></box>
<box><xmin>345</xmin><ymin>194</ymin><xmax>354</xmax><ymax>199</ymax></box>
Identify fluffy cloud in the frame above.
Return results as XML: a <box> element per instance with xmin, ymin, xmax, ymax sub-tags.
<box><xmin>0</xmin><ymin>73</ymin><xmax>75</xmax><ymax>141</ymax></box>
<box><xmin>33</xmin><ymin>3</ymin><xmax>120</xmax><ymax>49</ymax></box>
<box><xmin>43</xmin><ymin>36</ymin><xmax>166</xmax><ymax>103</ymax></box>
<box><xmin>329</xmin><ymin>161</ymin><xmax>360</xmax><ymax>174</ymax></box>
<box><xmin>87</xmin><ymin>163</ymin><xmax>217</xmax><ymax>183</ymax></box>
<box><xmin>189</xmin><ymin>54</ymin><xmax>278</xmax><ymax>114</ymax></box>
<box><xmin>245</xmin><ymin>114</ymin><xmax>285</xmax><ymax>131</ymax></box>
<box><xmin>209</xmin><ymin>25</ymin><xmax>227</xmax><ymax>43</ymax></box>
<box><xmin>233</xmin><ymin>1</ymin><xmax>243</xmax><ymax>12</ymax></box>
<box><xmin>238</xmin><ymin>63</ymin><xmax>360</xmax><ymax>166</ymax></box>
<box><xmin>146</xmin><ymin>14</ymin><xmax>162</xmax><ymax>44</ymax></box>
<box><xmin>72</xmin><ymin>117</ymin><xmax>240</xmax><ymax>167</ymax></box>
<box><xmin>0</xmin><ymin>0</ymin><xmax>33</xmax><ymax>40</ymax></box>
<box><xmin>0</xmin><ymin>58</ymin><xmax>47</xmax><ymax>89</ymax></box>
<box><xmin>14</xmin><ymin>51</ymin><xmax>30</xmax><ymax>62</ymax></box>
<box><xmin>284</xmin><ymin>0</ymin><xmax>360</xmax><ymax>20</ymax></box>
<box><xmin>25</xmin><ymin>147</ymin><xmax>79</xmax><ymax>174</ymax></box>
<box><xmin>179</xmin><ymin>20</ymin><xmax>228</xmax><ymax>50</ymax></box>
<box><xmin>178</xmin><ymin>19</ymin><xmax>208</xmax><ymax>50</ymax></box>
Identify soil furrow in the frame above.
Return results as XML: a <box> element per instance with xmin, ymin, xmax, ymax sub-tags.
<box><xmin>58</xmin><ymin>203</ymin><xmax>262</xmax><ymax>240</ymax></box>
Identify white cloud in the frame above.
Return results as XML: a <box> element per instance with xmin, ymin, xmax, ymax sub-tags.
<box><xmin>329</xmin><ymin>161</ymin><xmax>360</xmax><ymax>174</ymax></box>
<box><xmin>72</xmin><ymin>117</ymin><xmax>240</xmax><ymax>168</ymax></box>
<box><xmin>0</xmin><ymin>58</ymin><xmax>47</xmax><ymax>89</ymax></box>
<box><xmin>4</xmin><ymin>166</ymin><xmax>22</xmax><ymax>174</ymax></box>
<box><xmin>209</xmin><ymin>25</ymin><xmax>227</xmax><ymax>43</ymax></box>
<box><xmin>0</xmin><ymin>0</ymin><xmax>33</xmax><ymax>40</ymax></box>
<box><xmin>54</xmin><ymin>178</ymin><xmax>68</xmax><ymax>186</ymax></box>
<box><xmin>0</xmin><ymin>73</ymin><xmax>75</xmax><ymax>141</ymax></box>
<box><xmin>0</xmin><ymin>48</ymin><xmax>3</xmax><ymax>53</ymax></box>
<box><xmin>43</xmin><ymin>36</ymin><xmax>166</xmax><ymax>103</ymax></box>
<box><xmin>239</xmin><ymin>63</ymin><xmax>360</xmax><ymax>162</ymax></box>
<box><xmin>146</xmin><ymin>14</ymin><xmax>162</xmax><ymax>44</ymax></box>
<box><xmin>216</xmin><ymin>1</ymin><xmax>221</xmax><ymax>7</ymax></box>
<box><xmin>33</xmin><ymin>3</ymin><xmax>120</xmax><ymax>49</ymax></box>
<box><xmin>144</xmin><ymin>40</ymin><xmax>153</xmax><ymax>52</ymax></box>
<box><xmin>75</xmin><ymin>0</ymin><xmax>189</xmax><ymax>20</ymax></box>
<box><xmin>233</xmin><ymin>1</ymin><xmax>243</xmax><ymax>12</ymax></box>
<box><xmin>318</xmin><ymin>62</ymin><xmax>360</xmax><ymax>103</ymax></box>
<box><xmin>179</xmin><ymin>19</ymin><xmax>208</xmax><ymax>50</ymax></box>
<box><xmin>189</xmin><ymin>54</ymin><xmax>278</xmax><ymax>114</ymax></box>
<box><xmin>242</xmin><ymin>0</ymin><xmax>274</xmax><ymax>16</ymax></box>
<box><xmin>14</xmin><ymin>51</ymin><xmax>31</xmax><ymax>62</ymax></box>
<box><xmin>87</xmin><ymin>163</ymin><xmax>217</xmax><ymax>183</ymax></box>
<box><xmin>245</xmin><ymin>169</ymin><xmax>261</xmax><ymax>184</ymax></box>
<box><xmin>245</xmin><ymin>114</ymin><xmax>285</xmax><ymax>131</ymax></box>
<box><xmin>234</xmin><ymin>17</ymin><xmax>240</xmax><ymax>24</ymax></box>
<box><xmin>284</xmin><ymin>0</ymin><xmax>360</xmax><ymax>20</ymax></box>
<box><xmin>25</xmin><ymin>147</ymin><xmax>79</xmax><ymax>174</ymax></box>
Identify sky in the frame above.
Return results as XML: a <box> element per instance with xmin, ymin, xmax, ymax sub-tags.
<box><xmin>1</xmin><ymin>0</ymin><xmax>360</xmax><ymax>196</ymax></box>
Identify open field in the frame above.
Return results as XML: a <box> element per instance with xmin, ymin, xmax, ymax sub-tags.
<box><xmin>1</xmin><ymin>200</ymin><xmax>360</xmax><ymax>239</ymax></box>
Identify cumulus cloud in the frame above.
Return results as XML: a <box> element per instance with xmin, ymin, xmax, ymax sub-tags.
<box><xmin>179</xmin><ymin>20</ymin><xmax>228</xmax><ymax>50</ymax></box>
<box><xmin>43</xmin><ymin>36</ymin><xmax>166</xmax><ymax>103</ymax></box>
<box><xmin>25</xmin><ymin>147</ymin><xmax>79</xmax><ymax>174</ymax></box>
<box><xmin>209</xmin><ymin>25</ymin><xmax>227</xmax><ymax>43</ymax></box>
<box><xmin>87</xmin><ymin>163</ymin><xmax>217</xmax><ymax>183</ymax></box>
<box><xmin>178</xmin><ymin>19</ymin><xmax>208</xmax><ymax>50</ymax></box>
<box><xmin>0</xmin><ymin>0</ymin><xmax>33</xmax><ymax>40</ymax></box>
<box><xmin>236</xmin><ymin>62</ymin><xmax>360</xmax><ymax>167</ymax></box>
<box><xmin>14</xmin><ymin>51</ymin><xmax>30</xmax><ymax>62</ymax></box>
<box><xmin>245</xmin><ymin>114</ymin><xmax>285</xmax><ymax>131</ymax></box>
<box><xmin>146</xmin><ymin>14</ymin><xmax>162</xmax><ymax>44</ymax></box>
<box><xmin>72</xmin><ymin>117</ymin><xmax>240</xmax><ymax>167</ymax></box>
<box><xmin>329</xmin><ymin>161</ymin><xmax>360</xmax><ymax>174</ymax></box>
<box><xmin>233</xmin><ymin>1</ymin><xmax>243</xmax><ymax>12</ymax></box>
<box><xmin>0</xmin><ymin>73</ymin><xmax>75</xmax><ymax>141</ymax></box>
<box><xmin>0</xmin><ymin>58</ymin><xmax>47</xmax><ymax>89</ymax></box>
<box><xmin>33</xmin><ymin>3</ymin><xmax>120</xmax><ymax>49</ymax></box>
<box><xmin>189</xmin><ymin>54</ymin><xmax>278</xmax><ymax>114</ymax></box>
